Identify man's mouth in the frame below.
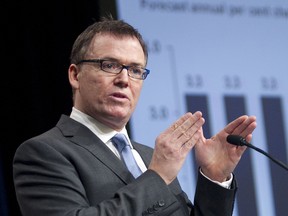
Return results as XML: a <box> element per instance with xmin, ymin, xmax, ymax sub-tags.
<box><xmin>111</xmin><ymin>92</ymin><xmax>128</xmax><ymax>100</ymax></box>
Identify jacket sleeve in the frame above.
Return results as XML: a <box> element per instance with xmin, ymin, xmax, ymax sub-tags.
<box><xmin>193</xmin><ymin>170</ymin><xmax>237</xmax><ymax>216</ymax></box>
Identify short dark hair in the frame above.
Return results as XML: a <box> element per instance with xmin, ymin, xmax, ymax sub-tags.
<box><xmin>70</xmin><ymin>16</ymin><xmax>148</xmax><ymax>65</ymax></box>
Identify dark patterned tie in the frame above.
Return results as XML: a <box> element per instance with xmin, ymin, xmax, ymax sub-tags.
<box><xmin>112</xmin><ymin>133</ymin><xmax>142</xmax><ymax>178</ymax></box>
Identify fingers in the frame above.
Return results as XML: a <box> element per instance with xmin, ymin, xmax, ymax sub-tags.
<box><xmin>169</xmin><ymin>112</ymin><xmax>200</xmax><ymax>132</ymax></box>
<box><xmin>225</xmin><ymin>115</ymin><xmax>257</xmax><ymax>139</ymax></box>
<box><xmin>170</xmin><ymin>112</ymin><xmax>204</xmax><ymax>144</ymax></box>
<box><xmin>179</xmin><ymin>123</ymin><xmax>204</xmax><ymax>150</ymax></box>
<box><xmin>182</xmin><ymin>129</ymin><xmax>202</xmax><ymax>150</ymax></box>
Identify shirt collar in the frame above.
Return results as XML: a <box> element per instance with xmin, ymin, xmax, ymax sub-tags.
<box><xmin>70</xmin><ymin>107</ymin><xmax>129</xmax><ymax>144</ymax></box>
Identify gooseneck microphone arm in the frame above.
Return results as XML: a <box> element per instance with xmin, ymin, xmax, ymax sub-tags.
<box><xmin>227</xmin><ymin>135</ymin><xmax>288</xmax><ymax>171</ymax></box>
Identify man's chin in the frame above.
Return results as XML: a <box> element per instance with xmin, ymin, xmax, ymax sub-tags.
<box><xmin>107</xmin><ymin>109</ymin><xmax>131</xmax><ymax>120</ymax></box>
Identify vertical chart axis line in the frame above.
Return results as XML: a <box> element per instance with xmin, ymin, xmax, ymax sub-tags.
<box><xmin>167</xmin><ymin>45</ymin><xmax>181</xmax><ymax>117</ymax></box>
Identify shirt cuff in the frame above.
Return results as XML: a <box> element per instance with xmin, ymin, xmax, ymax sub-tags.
<box><xmin>200</xmin><ymin>169</ymin><xmax>233</xmax><ymax>189</ymax></box>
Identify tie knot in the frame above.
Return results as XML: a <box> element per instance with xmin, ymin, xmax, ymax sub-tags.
<box><xmin>112</xmin><ymin>133</ymin><xmax>130</xmax><ymax>152</ymax></box>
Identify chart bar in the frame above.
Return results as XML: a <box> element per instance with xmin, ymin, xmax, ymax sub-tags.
<box><xmin>185</xmin><ymin>94</ymin><xmax>212</xmax><ymax>180</ymax></box>
<box><xmin>224</xmin><ymin>95</ymin><xmax>258</xmax><ymax>216</ymax></box>
<box><xmin>186</xmin><ymin>94</ymin><xmax>211</xmax><ymax>138</ymax></box>
<box><xmin>261</xmin><ymin>96</ymin><xmax>288</xmax><ymax>216</ymax></box>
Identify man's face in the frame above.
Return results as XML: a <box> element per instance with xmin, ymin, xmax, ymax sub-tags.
<box><xmin>71</xmin><ymin>34</ymin><xmax>146</xmax><ymax>130</ymax></box>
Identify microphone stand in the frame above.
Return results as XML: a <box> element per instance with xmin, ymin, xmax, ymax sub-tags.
<box><xmin>227</xmin><ymin>135</ymin><xmax>288</xmax><ymax>171</ymax></box>
<box><xmin>244</xmin><ymin>142</ymin><xmax>288</xmax><ymax>171</ymax></box>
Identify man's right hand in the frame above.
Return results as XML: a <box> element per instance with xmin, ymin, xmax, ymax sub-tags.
<box><xmin>148</xmin><ymin>112</ymin><xmax>205</xmax><ymax>184</ymax></box>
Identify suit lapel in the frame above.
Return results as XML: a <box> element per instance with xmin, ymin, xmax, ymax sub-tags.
<box><xmin>56</xmin><ymin>115</ymin><xmax>135</xmax><ymax>183</ymax></box>
<box><xmin>133</xmin><ymin>142</ymin><xmax>153</xmax><ymax>168</ymax></box>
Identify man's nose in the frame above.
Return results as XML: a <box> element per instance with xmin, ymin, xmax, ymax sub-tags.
<box><xmin>116</xmin><ymin>67</ymin><xmax>129</xmax><ymax>83</ymax></box>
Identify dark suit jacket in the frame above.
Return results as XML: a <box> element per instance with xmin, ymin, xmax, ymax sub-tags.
<box><xmin>13</xmin><ymin>115</ymin><xmax>237</xmax><ymax>216</ymax></box>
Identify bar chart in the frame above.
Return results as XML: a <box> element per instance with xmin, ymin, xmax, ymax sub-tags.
<box><xmin>117</xmin><ymin>1</ymin><xmax>288</xmax><ymax>215</ymax></box>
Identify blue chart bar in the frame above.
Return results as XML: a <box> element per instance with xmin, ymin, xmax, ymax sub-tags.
<box><xmin>261</xmin><ymin>97</ymin><xmax>288</xmax><ymax>216</ymax></box>
<box><xmin>185</xmin><ymin>94</ymin><xmax>212</xmax><ymax>178</ymax></box>
<box><xmin>224</xmin><ymin>95</ymin><xmax>258</xmax><ymax>216</ymax></box>
<box><xmin>185</xmin><ymin>94</ymin><xmax>211</xmax><ymax>138</ymax></box>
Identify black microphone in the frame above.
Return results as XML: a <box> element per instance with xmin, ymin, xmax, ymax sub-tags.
<box><xmin>227</xmin><ymin>135</ymin><xmax>288</xmax><ymax>171</ymax></box>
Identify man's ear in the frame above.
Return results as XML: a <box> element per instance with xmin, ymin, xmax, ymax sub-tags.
<box><xmin>68</xmin><ymin>64</ymin><xmax>80</xmax><ymax>87</ymax></box>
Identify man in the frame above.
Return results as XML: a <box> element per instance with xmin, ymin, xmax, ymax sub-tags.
<box><xmin>13</xmin><ymin>16</ymin><xmax>257</xmax><ymax>216</ymax></box>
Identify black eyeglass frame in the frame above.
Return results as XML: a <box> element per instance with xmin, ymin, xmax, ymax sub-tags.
<box><xmin>76</xmin><ymin>59</ymin><xmax>150</xmax><ymax>80</ymax></box>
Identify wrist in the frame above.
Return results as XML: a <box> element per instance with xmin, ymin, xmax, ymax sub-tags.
<box><xmin>200</xmin><ymin>168</ymin><xmax>233</xmax><ymax>189</ymax></box>
<box><xmin>200</xmin><ymin>167</ymin><xmax>231</xmax><ymax>183</ymax></box>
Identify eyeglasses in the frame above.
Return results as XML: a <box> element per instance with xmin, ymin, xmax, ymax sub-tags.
<box><xmin>76</xmin><ymin>59</ymin><xmax>150</xmax><ymax>80</ymax></box>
